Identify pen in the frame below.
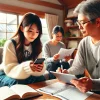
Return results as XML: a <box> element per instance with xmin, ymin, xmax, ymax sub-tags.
<box><xmin>60</xmin><ymin>60</ymin><xmax>63</xmax><ymax>70</ymax></box>
<box><xmin>61</xmin><ymin>64</ymin><xmax>63</xmax><ymax>70</ymax></box>
<box><xmin>84</xmin><ymin>69</ymin><xmax>91</xmax><ymax>78</ymax></box>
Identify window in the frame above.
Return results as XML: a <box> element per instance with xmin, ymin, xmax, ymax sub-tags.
<box><xmin>40</xmin><ymin>18</ymin><xmax>50</xmax><ymax>44</ymax></box>
<box><xmin>0</xmin><ymin>12</ymin><xmax>20</xmax><ymax>39</ymax></box>
<box><xmin>0</xmin><ymin>12</ymin><xmax>49</xmax><ymax>44</ymax></box>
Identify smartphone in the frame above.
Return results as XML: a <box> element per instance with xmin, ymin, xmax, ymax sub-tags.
<box><xmin>34</xmin><ymin>58</ymin><xmax>45</xmax><ymax>64</ymax></box>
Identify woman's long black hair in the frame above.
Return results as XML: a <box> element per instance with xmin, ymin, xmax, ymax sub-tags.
<box><xmin>13</xmin><ymin>12</ymin><xmax>42</xmax><ymax>63</ymax></box>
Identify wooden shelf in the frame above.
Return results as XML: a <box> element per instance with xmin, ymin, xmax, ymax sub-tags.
<box><xmin>65</xmin><ymin>16</ymin><xmax>77</xmax><ymax>19</ymax></box>
<box><xmin>64</xmin><ymin>15</ymin><xmax>82</xmax><ymax>48</ymax></box>
<box><xmin>67</xmin><ymin>25</ymin><xmax>78</xmax><ymax>28</ymax></box>
<box><xmin>66</xmin><ymin>37</ymin><xmax>83</xmax><ymax>40</ymax></box>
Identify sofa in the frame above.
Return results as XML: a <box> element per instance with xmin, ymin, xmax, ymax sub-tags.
<box><xmin>0</xmin><ymin>47</ymin><xmax>3</xmax><ymax>64</ymax></box>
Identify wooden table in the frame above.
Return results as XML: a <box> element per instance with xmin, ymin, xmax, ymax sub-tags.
<box><xmin>28</xmin><ymin>79</ymin><xmax>100</xmax><ymax>100</ymax></box>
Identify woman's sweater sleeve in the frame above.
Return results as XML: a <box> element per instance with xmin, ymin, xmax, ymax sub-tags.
<box><xmin>2</xmin><ymin>40</ymin><xmax>45</xmax><ymax>79</ymax></box>
<box><xmin>68</xmin><ymin>40</ymin><xmax>85</xmax><ymax>75</ymax></box>
<box><xmin>43</xmin><ymin>42</ymin><xmax>54</xmax><ymax>62</ymax></box>
<box><xmin>91</xmin><ymin>79</ymin><xmax>100</xmax><ymax>91</ymax></box>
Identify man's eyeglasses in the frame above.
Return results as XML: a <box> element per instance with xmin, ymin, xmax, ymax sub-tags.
<box><xmin>76</xmin><ymin>18</ymin><xmax>95</xmax><ymax>27</ymax></box>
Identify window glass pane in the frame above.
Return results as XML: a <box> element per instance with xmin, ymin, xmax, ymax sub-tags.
<box><xmin>0</xmin><ymin>12</ymin><xmax>19</xmax><ymax>41</ymax></box>
<box><xmin>0</xmin><ymin>12</ymin><xmax>6</xmax><ymax>23</ymax></box>
<box><xmin>0</xmin><ymin>33</ymin><xmax>6</xmax><ymax>39</ymax></box>
<box><xmin>41</xmin><ymin>19</ymin><xmax>47</xmax><ymax>27</ymax></box>
<box><xmin>42</xmin><ymin>27</ymin><xmax>48</xmax><ymax>34</ymax></box>
<box><xmin>7</xmin><ymin>14</ymin><xmax>17</xmax><ymax>24</ymax></box>
<box><xmin>41</xmin><ymin>35</ymin><xmax>50</xmax><ymax>43</ymax></box>
<box><xmin>19</xmin><ymin>15</ymin><xmax>23</xmax><ymax>24</ymax></box>
<box><xmin>0</xmin><ymin>24</ymin><xmax>6</xmax><ymax>32</ymax></box>
<box><xmin>40</xmin><ymin>18</ymin><xmax>50</xmax><ymax>44</ymax></box>
<box><xmin>7</xmin><ymin>33</ymin><xmax>14</xmax><ymax>39</ymax></box>
<box><xmin>7</xmin><ymin>25</ymin><xmax>17</xmax><ymax>33</ymax></box>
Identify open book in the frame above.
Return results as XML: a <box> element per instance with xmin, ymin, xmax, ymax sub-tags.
<box><xmin>58</xmin><ymin>48</ymin><xmax>75</xmax><ymax>59</ymax></box>
<box><xmin>38</xmin><ymin>82</ymin><xmax>93</xmax><ymax>100</ymax></box>
<box><xmin>0</xmin><ymin>84</ymin><xmax>42</xmax><ymax>100</ymax></box>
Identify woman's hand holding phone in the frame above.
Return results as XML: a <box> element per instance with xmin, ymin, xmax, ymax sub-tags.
<box><xmin>30</xmin><ymin>58</ymin><xmax>45</xmax><ymax>72</ymax></box>
<box><xmin>30</xmin><ymin>62</ymin><xmax>44</xmax><ymax>72</ymax></box>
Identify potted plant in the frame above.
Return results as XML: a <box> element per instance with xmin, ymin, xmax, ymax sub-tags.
<box><xmin>0</xmin><ymin>39</ymin><xmax>7</xmax><ymax>47</ymax></box>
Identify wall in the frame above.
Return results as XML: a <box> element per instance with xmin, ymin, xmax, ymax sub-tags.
<box><xmin>0</xmin><ymin>0</ymin><xmax>63</xmax><ymax>27</ymax></box>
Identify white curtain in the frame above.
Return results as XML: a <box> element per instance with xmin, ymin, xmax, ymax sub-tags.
<box><xmin>45</xmin><ymin>13</ymin><xmax>58</xmax><ymax>39</ymax></box>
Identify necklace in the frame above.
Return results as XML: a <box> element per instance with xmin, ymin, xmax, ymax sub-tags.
<box><xmin>24</xmin><ymin>44</ymin><xmax>32</xmax><ymax>58</ymax></box>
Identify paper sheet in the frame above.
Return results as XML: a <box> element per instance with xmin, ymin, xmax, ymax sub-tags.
<box><xmin>58</xmin><ymin>48</ymin><xmax>75</xmax><ymax>59</ymax></box>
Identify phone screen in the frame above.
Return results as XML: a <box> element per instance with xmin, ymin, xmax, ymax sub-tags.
<box><xmin>34</xmin><ymin>58</ymin><xmax>45</xmax><ymax>64</ymax></box>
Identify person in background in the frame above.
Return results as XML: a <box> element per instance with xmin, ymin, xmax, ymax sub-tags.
<box><xmin>43</xmin><ymin>25</ymin><xmax>70</xmax><ymax>72</ymax></box>
<box><xmin>0</xmin><ymin>12</ymin><xmax>46</xmax><ymax>87</ymax></box>
<box><xmin>57</xmin><ymin>0</ymin><xmax>100</xmax><ymax>94</ymax></box>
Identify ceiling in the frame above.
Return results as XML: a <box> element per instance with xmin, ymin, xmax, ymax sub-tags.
<box><xmin>58</xmin><ymin>0</ymin><xmax>84</xmax><ymax>9</ymax></box>
<box><xmin>19</xmin><ymin>0</ymin><xmax>84</xmax><ymax>10</ymax></box>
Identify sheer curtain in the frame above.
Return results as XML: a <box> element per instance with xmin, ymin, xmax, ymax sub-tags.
<box><xmin>45</xmin><ymin>13</ymin><xmax>58</xmax><ymax>39</ymax></box>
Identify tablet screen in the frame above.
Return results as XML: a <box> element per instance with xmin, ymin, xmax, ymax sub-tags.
<box><xmin>50</xmin><ymin>71</ymin><xmax>77</xmax><ymax>84</ymax></box>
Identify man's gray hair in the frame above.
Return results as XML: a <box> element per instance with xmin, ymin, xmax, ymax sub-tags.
<box><xmin>74</xmin><ymin>0</ymin><xmax>100</xmax><ymax>20</ymax></box>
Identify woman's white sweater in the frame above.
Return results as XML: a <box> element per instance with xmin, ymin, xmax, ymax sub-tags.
<box><xmin>0</xmin><ymin>37</ymin><xmax>45</xmax><ymax>79</ymax></box>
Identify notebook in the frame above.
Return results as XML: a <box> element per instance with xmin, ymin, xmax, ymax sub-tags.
<box><xmin>38</xmin><ymin>82</ymin><xmax>93</xmax><ymax>100</ymax></box>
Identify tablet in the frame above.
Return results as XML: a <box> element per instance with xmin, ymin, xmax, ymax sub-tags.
<box><xmin>50</xmin><ymin>71</ymin><xmax>77</xmax><ymax>84</ymax></box>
